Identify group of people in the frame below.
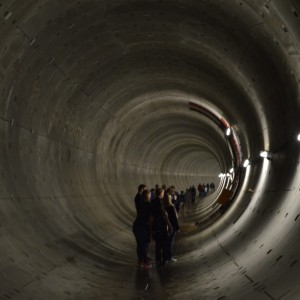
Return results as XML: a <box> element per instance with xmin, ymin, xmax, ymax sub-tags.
<box><xmin>197</xmin><ymin>182</ymin><xmax>215</xmax><ymax>197</ymax></box>
<box><xmin>132</xmin><ymin>184</ymin><xmax>180</xmax><ymax>269</ymax></box>
<box><xmin>132</xmin><ymin>182</ymin><xmax>216</xmax><ymax>269</ymax></box>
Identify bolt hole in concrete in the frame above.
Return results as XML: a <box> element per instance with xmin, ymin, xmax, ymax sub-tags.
<box><xmin>0</xmin><ymin>1</ymin><xmax>300</xmax><ymax>299</ymax></box>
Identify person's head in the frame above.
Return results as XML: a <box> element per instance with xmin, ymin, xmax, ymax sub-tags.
<box><xmin>170</xmin><ymin>186</ymin><xmax>175</xmax><ymax>194</ymax></box>
<box><xmin>138</xmin><ymin>184</ymin><xmax>147</xmax><ymax>193</ymax></box>
<box><xmin>162</xmin><ymin>184</ymin><xmax>166</xmax><ymax>190</ymax></box>
<box><xmin>181</xmin><ymin>190</ymin><xmax>184</xmax><ymax>194</ymax></box>
<box><xmin>155</xmin><ymin>184</ymin><xmax>159</xmax><ymax>190</ymax></box>
<box><xmin>142</xmin><ymin>189</ymin><xmax>151</xmax><ymax>202</ymax></box>
<box><xmin>156</xmin><ymin>188</ymin><xmax>164</xmax><ymax>198</ymax></box>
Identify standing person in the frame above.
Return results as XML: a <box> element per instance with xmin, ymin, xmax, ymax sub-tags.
<box><xmin>165</xmin><ymin>195</ymin><xmax>180</xmax><ymax>262</ymax></box>
<box><xmin>178</xmin><ymin>190</ymin><xmax>185</xmax><ymax>214</ymax></box>
<box><xmin>191</xmin><ymin>185</ymin><xmax>196</xmax><ymax>203</ymax></box>
<box><xmin>206</xmin><ymin>183</ymin><xmax>210</xmax><ymax>194</ymax></box>
<box><xmin>150</xmin><ymin>188</ymin><xmax>156</xmax><ymax>204</ymax></box>
<box><xmin>169</xmin><ymin>185</ymin><xmax>177</xmax><ymax>207</ymax></box>
<box><xmin>198</xmin><ymin>183</ymin><xmax>203</xmax><ymax>197</ymax></box>
<box><xmin>152</xmin><ymin>188</ymin><xmax>173</xmax><ymax>267</ymax></box>
<box><xmin>134</xmin><ymin>184</ymin><xmax>147</xmax><ymax>214</ymax></box>
<box><xmin>204</xmin><ymin>185</ymin><xmax>208</xmax><ymax>196</ymax></box>
<box><xmin>176</xmin><ymin>190</ymin><xmax>184</xmax><ymax>213</ymax></box>
<box><xmin>132</xmin><ymin>189</ymin><xmax>153</xmax><ymax>269</ymax></box>
<box><xmin>202</xmin><ymin>184</ymin><xmax>206</xmax><ymax>196</ymax></box>
<box><xmin>184</xmin><ymin>189</ymin><xmax>191</xmax><ymax>211</ymax></box>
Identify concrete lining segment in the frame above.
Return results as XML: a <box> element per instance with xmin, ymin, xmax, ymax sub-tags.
<box><xmin>0</xmin><ymin>0</ymin><xmax>300</xmax><ymax>299</ymax></box>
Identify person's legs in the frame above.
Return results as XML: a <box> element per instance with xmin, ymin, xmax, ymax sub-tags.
<box><xmin>140</xmin><ymin>231</ymin><xmax>151</xmax><ymax>267</ymax></box>
<box><xmin>167</xmin><ymin>232</ymin><xmax>177</xmax><ymax>260</ymax></box>
<box><xmin>134</xmin><ymin>233</ymin><xmax>143</xmax><ymax>264</ymax></box>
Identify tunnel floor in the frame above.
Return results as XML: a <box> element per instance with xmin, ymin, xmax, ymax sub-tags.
<box><xmin>8</xmin><ymin>195</ymin><xmax>274</xmax><ymax>300</ymax></box>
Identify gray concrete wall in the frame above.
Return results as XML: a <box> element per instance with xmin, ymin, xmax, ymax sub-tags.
<box><xmin>0</xmin><ymin>0</ymin><xmax>300</xmax><ymax>299</ymax></box>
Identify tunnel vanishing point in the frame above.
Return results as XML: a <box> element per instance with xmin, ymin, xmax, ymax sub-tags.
<box><xmin>1</xmin><ymin>0</ymin><xmax>300</xmax><ymax>299</ymax></box>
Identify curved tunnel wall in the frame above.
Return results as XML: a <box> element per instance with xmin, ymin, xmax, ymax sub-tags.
<box><xmin>0</xmin><ymin>0</ymin><xmax>300</xmax><ymax>299</ymax></box>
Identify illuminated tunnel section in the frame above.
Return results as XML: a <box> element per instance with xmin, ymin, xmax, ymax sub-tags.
<box><xmin>0</xmin><ymin>0</ymin><xmax>300</xmax><ymax>299</ymax></box>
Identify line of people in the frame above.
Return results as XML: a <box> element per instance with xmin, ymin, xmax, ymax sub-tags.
<box><xmin>197</xmin><ymin>182</ymin><xmax>215</xmax><ymax>197</ymax></box>
<box><xmin>132</xmin><ymin>184</ymin><xmax>180</xmax><ymax>269</ymax></box>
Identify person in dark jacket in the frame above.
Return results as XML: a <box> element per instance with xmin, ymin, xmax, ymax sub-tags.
<box><xmin>165</xmin><ymin>194</ymin><xmax>180</xmax><ymax>262</ymax></box>
<box><xmin>132</xmin><ymin>189</ymin><xmax>153</xmax><ymax>269</ymax></box>
<box><xmin>152</xmin><ymin>188</ymin><xmax>173</xmax><ymax>266</ymax></box>
<box><xmin>134</xmin><ymin>184</ymin><xmax>147</xmax><ymax>214</ymax></box>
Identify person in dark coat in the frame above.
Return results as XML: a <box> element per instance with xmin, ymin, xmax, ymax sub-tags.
<box><xmin>134</xmin><ymin>184</ymin><xmax>147</xmax><ymax>214</ymax></box>
<box><xmin>132</xmin><ymin>189</ymin><xmax>153</xmax><ymax>269</ymax></box>
<box><xmin>165</xmin><ymin>194</ymin><xmax>180</xmax><ymax>262</ymax></box>
<box><xmin>152</xmin><ymin>188</ymin><xmax>173</xmax><ymax>266</ymax></box>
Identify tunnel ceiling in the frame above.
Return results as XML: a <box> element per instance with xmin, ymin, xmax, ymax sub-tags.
<box><xmin>1</xmin><ymin>0</ymin><xmax>300</xmax><ymax>299</ymax></box>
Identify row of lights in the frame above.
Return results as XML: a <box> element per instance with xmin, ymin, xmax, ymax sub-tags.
<box><xmin>243</xmin><ymin>150</ymin><xmax>272</xmax><ymax>168</ymax></box>
<box><xmin>218</xmin><ymin>168</ymin><xmax>234</xmax><ymax>178</ymax></box>
<box><xmin>224</xmin><ymin>128</ymin><xmax>300</xmax><ymax>169</ymax></box>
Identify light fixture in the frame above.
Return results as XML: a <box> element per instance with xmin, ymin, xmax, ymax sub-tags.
<box><xmin>226</xmin><ymin>127</ymin><xmax>231</xmax><ymax>136</ymax></box>
<box><xmin>297</xmin><ymin>133</ymin><xmax>300</xmax><ymax>141</ymax></box>
<box><xmin>260</xmin><ymin>151</ymin><xmax>268</xmax><ymax>158</ymax></box>
<box><xmin>229</xmin><ymin>168</ymin><xmax>234</xmax><ymax>173</ymax></box>
<box><xmin>243</xmin><ymin>159</ymin><xmax>250</xmax><ymax>168</ymax></box>
<box><xmin>260</xmin><ymin>150</ymin><xmax>272</xmax><ymax>160</ymax></box>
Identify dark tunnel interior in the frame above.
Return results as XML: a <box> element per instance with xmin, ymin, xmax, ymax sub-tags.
<box><xmin>1</xmin><ymin>0</ymin><xmax>300</xmax><ymax>299</ymax></box>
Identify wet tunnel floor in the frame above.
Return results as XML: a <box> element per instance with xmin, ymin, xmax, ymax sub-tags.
<box><xmin>9</xmin><ymin>231</ymin><xmax>274</xmax><ymax>298</ymax></box>
<box><xmin>8</xmin><ymin>202</ymin><xmax>274</xmax><ymax>300</ymax></box>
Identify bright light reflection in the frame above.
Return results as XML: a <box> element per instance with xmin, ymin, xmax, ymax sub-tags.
<box><xmin>243</xmin><ymin>159</ymin><xmax>250</xmax><ymax>168</ymax></box>
<box><xmin>260</xmin><ymin>151</ymin><xmax>268</xmax><ymax>158</ymax></box>
<box><xmin>226</xmin><ymin>127</ymin><xmax>231</xmax><ymax>136</ymax></box>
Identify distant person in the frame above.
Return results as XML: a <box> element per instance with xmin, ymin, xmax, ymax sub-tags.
<box><xmin>169</xmin><ymin>186</ymin><xmax>178</xmax><ymax>207</ymax></box>
<box><xmin>152</xmin><ymin>188</ymin><xmax>173</xmax><ymax>266</ymax></box>
<box><xmin>191</xmin><ymin>185</ymin><xmax>196</xmax><ymax>203</ymax></box>
<box><xmin>206</xmin><ymin>183</ymin><xmax>210</xmax><ymax>194</ymax></box>
<box><xmin>176</xmin><ymin>190</ymin><xmax>184</xmax><ymax>213</ymax></box>
<box><xmin>184</xmin><ymin>189</ymin><xmax>191</xmax><ymax>210</ymax></box>
<box><xmin>210</xmin><ymin>182</ymin><xmax>215</xmax><ymax>190</ymax></box>
<box><xmin>165</xmin><ymin>195</ymin><xmax>179</xmax><ymax>262</ymax></box>
<box><xmin>134</xmin><ymin>184</ymin><xmax>146</xmax><ymax>214</ymax></box>
<box><xmin>202</xmin><ymin>184</ymin><xmax>206</xmax><ymax>196</ymax></box>
<box><xmin>178</xmin><ymin>191</ymin><xmax>185</xmax><ymax>214</ymax></box>
<box><xmin>132</xmin><ymin>189</ymin><xmax>153</xmax><ymax>269</ymax></box>
<box><xmin>204</xmin><ymin>185</ymin><xmax>208</xmax><ymax>196</ymax></box>
<box><xmin>150</xmin><ymin>188</ymin><xmax>156</xmax><ymax>203</ymax></box>
<box><xmin>198</xmin><ymin>183</ymin><xmax>203</xmax><ymax>197</ymax></box>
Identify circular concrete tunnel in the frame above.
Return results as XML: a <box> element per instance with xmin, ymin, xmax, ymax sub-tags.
<box><xmin>1</xmin><ymin>0</ymin><xmax>300</xmax><ymax>299</ymax></box>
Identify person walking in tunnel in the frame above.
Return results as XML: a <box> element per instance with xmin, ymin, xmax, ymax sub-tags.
<box><xmin>152</xmin><ymin>188</ymin><xmax>173</xmax><ymax>267</ymax></box>
<box><xmin>134</xmin><ymin>184</ymin><xmax>147</xmax><ymax>214</ymax></box>
<box><xmin>132</xmin><ymin>189</ymin><xmax>153</xmax><ymax>269</ymax></box>
<box><xmin>165</xmin><ymin>194</ymin><xmax>180</xmax><ymax>263</ymax></box>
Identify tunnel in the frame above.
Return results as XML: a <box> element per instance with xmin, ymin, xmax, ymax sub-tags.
<box><xmin>1</xmin><ymin>0</ymin><xmax>300</xmax><ymax>299</ymax></box>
